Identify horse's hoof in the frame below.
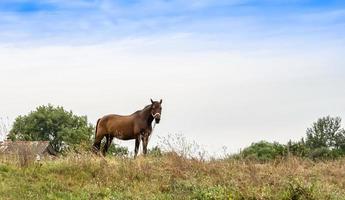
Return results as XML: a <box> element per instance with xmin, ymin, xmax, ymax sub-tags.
<box><xmin>91</xmin><ymin>146</ymin><xmax>100</xmax><ymax>154</ymax></box>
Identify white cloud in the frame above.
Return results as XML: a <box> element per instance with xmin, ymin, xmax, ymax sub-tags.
<box><xmin>0</xmin><ymin>0</ymin><xmax>345</xmax><ymax>154</ymax></box>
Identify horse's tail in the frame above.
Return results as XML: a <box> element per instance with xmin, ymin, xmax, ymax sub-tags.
<box><xmin>92</xmin><ymin>118</ymin><xmax>102</xmax><ymax>152</ymax></box>
<box><xmin>95</xmin><ymin>118</ymin><xmax>101</xmax><ymax>139</ymax></box>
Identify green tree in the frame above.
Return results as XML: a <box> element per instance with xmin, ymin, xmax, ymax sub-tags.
<box><xmin>305</xmin><ymin>116</ymin><xmax>345</xmax><ymax>151</ymax></box>
<box><xmin>8</xmin><ymin>104</ymin><xmax>94</xmax><ymax>152</ymax></box>
<box><xmin>240</xmin><ymin>141</ymin><xmax>287</xmax><ymax>161</ymax></box>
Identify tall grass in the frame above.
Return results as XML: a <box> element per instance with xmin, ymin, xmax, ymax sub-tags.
<box><xmin>1</xmin><ymin>152</ymin><xmax>345</xmax><ymax>200</ymax></box>
<box><xmin>0</xmin><ymin>117</ymin><xmax>10</xmax><ymax>141</ymax></box>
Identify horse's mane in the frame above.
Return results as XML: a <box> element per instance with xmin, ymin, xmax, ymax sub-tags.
<box><xmin>132</xmin><ymin>104</ymin><xmax>151</xmax><ymax>115</ymax></box>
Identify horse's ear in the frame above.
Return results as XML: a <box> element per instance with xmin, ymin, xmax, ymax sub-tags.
<box><xmin>159</xmin><ymin>99</ymin><xmax>162</xmax><ymax>104</ymax></box>
<box><xmin>150</xmin><ymin>99</ymin><xmax>154</xmax><ymax>104</ymax></box>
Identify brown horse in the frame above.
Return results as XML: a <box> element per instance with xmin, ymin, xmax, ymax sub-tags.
<box><xmin>93</xmin><ymin>99</ymin><xmax>162</xmax><ymax>157</ymax></box>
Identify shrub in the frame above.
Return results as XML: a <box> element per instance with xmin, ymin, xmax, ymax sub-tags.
<box><xmin>107</xmin><ymin>143</ymin><xmax>129</xmax><ymax>156</ymax></box>
<box><xmin>240</xmin><ymin>141</ymin><xmax>287</xmax><ymax>161</ymax></box>
<box><xmin>287</xmin><ymin>139</ymin><xmax>309</xmax><ymax>157</ymax></box>
<box><xmin>308</xmin><ymin>147</ymin><xmax>331</xmax><ymax>160</ymax></box>
<box><xmin>148</xmin><ymin>146</ymin><xmax>163</xmax><ymax>157</ymax></box>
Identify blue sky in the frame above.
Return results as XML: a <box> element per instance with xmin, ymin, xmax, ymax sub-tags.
<box><xmin>1</xmin><ymin>1</ymin><xmax>345</xmax><ymax>155</ymax></box>
<box><xmin>0</xmin><ymin>0</ymin><xmax>344</xmax><ymax>44</ymax></box>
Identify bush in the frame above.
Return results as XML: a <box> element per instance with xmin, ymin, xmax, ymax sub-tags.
<box><xmin>307</xmin><ymin>147</ymin><xmax>345</xmax><ymax>160</ymax></box>
<box><xmin>287</xmin><ymin>139</ymin><xmax>309</xmax><ymax>157</ymax></box>
<box><xmin>308</xmin><ymin>147</ymin><xmax>332</xmax><ymax>160</ymax></box>
<box><xmin>240</xmin><ymin>141</ymin><xmax>287</xmax><ymax>161</ymax></box>
<box><xmin>148</xmin><ymin>146</ymin><xmax>163</xmax><ymax>157</ymax></box>
<box><xmin>107</xmin><ymin>143</ymin><xmax>129</xmax><ymax>156</ymax></box>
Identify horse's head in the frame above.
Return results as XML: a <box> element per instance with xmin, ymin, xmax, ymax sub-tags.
<box><xmin>150</xmin><ymin>99</ymin><xmax>162</xmax><ymax>124</ymax></box>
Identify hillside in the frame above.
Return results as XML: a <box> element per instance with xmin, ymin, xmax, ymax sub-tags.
<box><xmin>1</xmin><ymin>153</ymin><xmax>345</xmax><ymax>200</ymax></box>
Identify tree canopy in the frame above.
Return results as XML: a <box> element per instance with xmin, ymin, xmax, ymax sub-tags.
<box><xmin>8</xmin><ymin>104</ymin><xmax>94</xmax><ymax>152</ymax></box>
<box><xmin>305</xmin><ymin>116</ymin><xmax>345</xmax><ymax>151</ymax></box>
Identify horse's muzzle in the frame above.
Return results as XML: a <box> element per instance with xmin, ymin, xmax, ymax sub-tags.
<box><xmin>152</xmin><ymin>113</ymin><xmax>161</xmax><ymax>124</ymax></box>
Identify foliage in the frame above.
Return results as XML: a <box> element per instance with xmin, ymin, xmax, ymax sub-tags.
<box><xmin>226</xmin><ymin>116</ymin><xmax>345</xmax><ymax>161</ymax></box>
<box><xmin>148</xmin><ymin>146</ymin><xmax>163</xmax><ymax>157</ymax></box>
<box><xmin>301</xmin><ymin>116</ymin><xmax>345</xmax><ymax>159</ymax></box>
<box><xmin>287</xmin><ymin>139</ymin><xmax>309</xmax><ymax>157</ymax></box>
<box><xmin>283</xmin><ymin>178</ymin><xmax>317</xmax><ymax>200</ymax></box>
<box><xmin>276</xmin><ymin>116</ymin><xmax>345</xmax><ymax>160</ymax></box>
<box><xmin>106</xmin><ymin>143</ymin><xmax>129</xmax><ymax>156</ymax></box>
<box><xmin>8</xmin><ymin>104</ymin><xmax>94</xmax><ymax>152</ymax></box>
<box><xmin>240</xmin><ymin>141</ymin><xmax>287</xmax><ymax>161</ymax></box>
<box><xmin>307</xmin><ymin>147</ymin><xmax>332</xmax><ymax>160</ymax></box>
<box><xmin>305</xmin><ymin>116</ymin><xmax>345</xmax><ymax>151</ymax></box>
<box><xmin>192</xmin><ymin>185</ymin><xmax>230</xmax><ymax>200</ymax></box>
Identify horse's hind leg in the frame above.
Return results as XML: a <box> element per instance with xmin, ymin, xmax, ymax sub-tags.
<box><xmin>102</xmin><ymin>134</ymin><xmax>113</xmax><ymax>156</ymax></box>
<box><xmin>93</xmin><ymin>133</ymin><xmax>104</xmax><ymax>153</ymax></box>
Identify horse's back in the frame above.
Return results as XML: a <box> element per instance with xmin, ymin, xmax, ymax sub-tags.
<box><xmin>99</xmin><ymin>114</ymin><xmax>136</xmax><ymax>139</ymax></box>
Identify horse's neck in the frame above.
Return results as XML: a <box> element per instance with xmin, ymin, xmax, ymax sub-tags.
<box><xmin>140</xmin><ymin>105</ymin><xmax>154</xmax><ymax>126</ymax></box>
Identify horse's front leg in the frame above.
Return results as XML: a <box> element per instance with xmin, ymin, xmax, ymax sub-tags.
<box><xmin>142</xmin><ymin>133</ymin><xmax>149</xmax><ymax>155</ymax></box>
<box><xmin>134</xmin><ymin>137</ymin><xmax>141</xmax><ymax>158</ymax></box>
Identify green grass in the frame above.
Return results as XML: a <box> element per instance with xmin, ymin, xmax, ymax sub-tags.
<box><xmin>1</xmin><ymin>153</ymin><xmax>345</xmax><ymax>200</ymax></box>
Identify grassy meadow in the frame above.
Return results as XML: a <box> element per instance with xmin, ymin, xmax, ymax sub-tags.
<box><xmin>1</xmin><ymin>152</ymin><xmax>345</xmax><ymax>200</ymax></box>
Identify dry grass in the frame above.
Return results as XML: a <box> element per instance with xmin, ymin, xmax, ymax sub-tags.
<box><xmin>0</xmin><ymin>152</ymin><xmax>345</xmax><ymax>199</ymax></box>
<box><xmin>0</xmin><ymin>117</ymin><xmax>9</xmax><ymax>141</ymax></box>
